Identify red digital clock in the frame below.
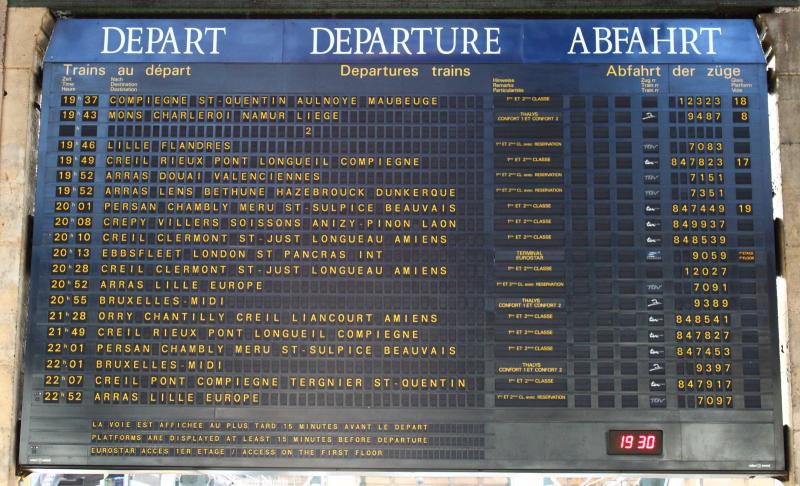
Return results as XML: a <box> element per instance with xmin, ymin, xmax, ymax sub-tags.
<box><xmin>607</xmin><ymin>430</ymin><xmax>663</xmax><ymax>455</ymax></box>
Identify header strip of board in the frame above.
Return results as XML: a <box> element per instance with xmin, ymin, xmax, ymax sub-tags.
<box><xmin>46</xmin><ymin>19</ymin><xmax>765</xmax><ymax>64</ymax></box>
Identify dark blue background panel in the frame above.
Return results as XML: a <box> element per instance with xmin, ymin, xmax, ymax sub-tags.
<box><xmin>20</xmin><ymin>19</ymin><xmax>783</xmax><ymax>474</ymax></box>
<box><xmin>45</xmin><ymin>19</ymin><xmax>764</xmax><ymax>64</ymax></box>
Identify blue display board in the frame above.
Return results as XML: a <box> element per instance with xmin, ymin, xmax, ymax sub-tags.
<box><xmin>20</xmin><ymin>19</ymin><xmax>784</xmax><ymax>473</ymax></box>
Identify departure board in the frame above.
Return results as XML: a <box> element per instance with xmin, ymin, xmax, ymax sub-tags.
<box><xmin>20</xmin><ymin>19</ymin><xmax>785</xmax><ymax>473</ymax></box>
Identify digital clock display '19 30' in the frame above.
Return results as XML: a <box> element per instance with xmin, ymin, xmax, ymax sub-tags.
<box><xmin>607</xmin><ymin>430</ymin><xmax>663</xmax><ymax>455</ymax></box>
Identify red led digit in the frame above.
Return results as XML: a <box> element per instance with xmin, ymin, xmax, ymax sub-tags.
<box><xmin>644</xmin><ymin>434</ymin><xmax>656</xmax><ymax>450</ymax></box>
<box><xmin>637</xmin><ymin>434</ymin><xmax>647</xmax><ymax>449</ymax></box>
<box><xmin>621</xmin><ymin>434</ymin><xmax>634</xmax><ymax>449</ymax></box>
